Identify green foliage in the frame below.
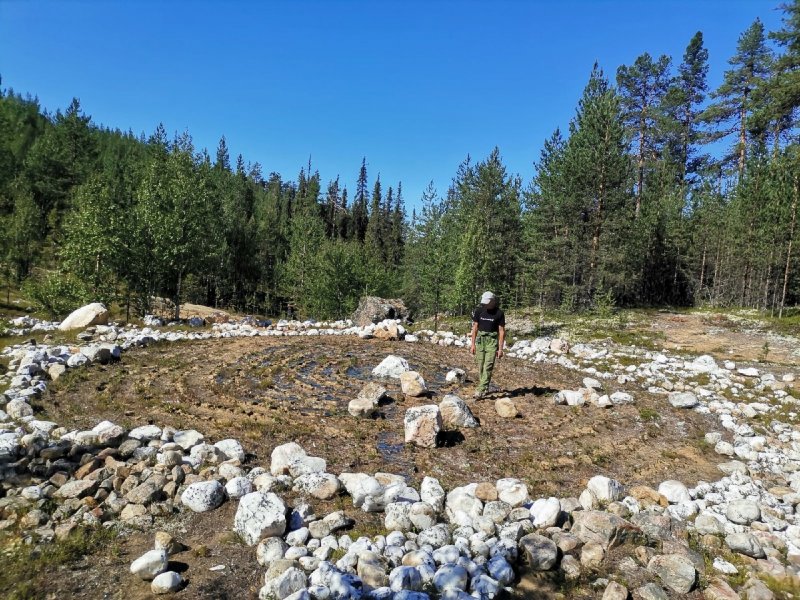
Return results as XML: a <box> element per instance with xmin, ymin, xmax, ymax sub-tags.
<box><xmin>22</xmin><ymin>270</ymin><xmax>91</xmax><ymax>317</ymax></box>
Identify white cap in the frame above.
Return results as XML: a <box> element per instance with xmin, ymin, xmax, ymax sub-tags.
<box><xmin>480</xmin><ymin>291</ymin><xmax>496</xmax><ymax>304</ymax></box>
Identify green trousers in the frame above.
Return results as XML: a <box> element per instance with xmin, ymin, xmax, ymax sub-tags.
<box><xmin>475</xmin><ymin>332</ymin><xmax>498</xmax><ymax>392</ymax></box>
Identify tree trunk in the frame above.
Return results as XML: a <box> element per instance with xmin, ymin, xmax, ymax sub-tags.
<box><xmin>738</xmin><ymin>92</ymin><xmax>748</xmax><ymax>182</ymax></box>
<box><xmin>636</xmin><ymin>115</ymin><xmax>644</xmax><ymax>217</ymax></box>
<box><xmin>779</xmin><ymin>175</ymin><xmax>798</xmax><ymax>318</ymax></box>
<box><xmin>699</xmin><ymin>240</ymin><xmax>707</xmax><ymax>295</ymax></box>
<box><xmin>174</xmin><ymin>270</ymin><xmax>183</xmax><ymax>321</ymax></box>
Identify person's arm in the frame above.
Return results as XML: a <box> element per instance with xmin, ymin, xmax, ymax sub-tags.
<box><xmin>470</xmin><ymin>321</ymin><xmax>478</xmax><ymax>354</ymax></box>
<box><xmin>497</xmin><ymin>325</ymin><xmax>505</xmax><ymax>358</ymax></box>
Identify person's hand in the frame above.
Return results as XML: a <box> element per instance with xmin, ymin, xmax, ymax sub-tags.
<box><xmin>470</xmin><ymin>344</ymin><xmax>476</xmax><ymax>355</ymax></box>
<box><xmin>496</xmin><ymin>349</ymin><xmax>504</xmax><ymax>359</ymax></box>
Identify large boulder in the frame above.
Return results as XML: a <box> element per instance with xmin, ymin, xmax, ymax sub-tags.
<box><xmin>352</xmin><ymin>296</ymin><xmax>409</xmax><ymax>327</ymax></box>
<box><xmin>404</xmin><ymin>405</ymin><xmax>442</xmax><ymax>448</ymax></box>
<box><xmin>58</xmin><ymin>302</ymin><xmax>109</xmax><ymax>331</ymax></box>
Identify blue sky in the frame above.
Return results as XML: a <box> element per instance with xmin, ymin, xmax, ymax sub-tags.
<box><xmin>0</xmin><ymin>0</ymin><xmax>785</xmax><ymax>209</ymax></box>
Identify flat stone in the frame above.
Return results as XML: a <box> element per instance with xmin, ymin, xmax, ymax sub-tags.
<box><xmin>54</xmin><ymin>479</ymin><xmax>98</xmax><ymax>499</ymax></box>
<box><xmin>668</xmin><ymin>392</ymin><xmax>698</xmax><ymax>408</ymax></box>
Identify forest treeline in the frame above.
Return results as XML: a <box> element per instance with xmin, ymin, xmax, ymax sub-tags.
<box><xmin>1</xmin><ymin>2</ymin><xmax>800</xmax><ymax>320</ymax></box>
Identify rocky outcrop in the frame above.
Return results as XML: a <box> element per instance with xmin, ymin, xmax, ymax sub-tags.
<box><xmin>351</xmin><ymin>296</ymin><xmax>409</xmax><ymax>327</ymax></box>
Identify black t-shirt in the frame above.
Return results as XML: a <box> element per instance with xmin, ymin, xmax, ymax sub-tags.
<box><xmin>472</xmin><ymin>305</ymin><xmax>505</xmax><ymax>333</ymax></box>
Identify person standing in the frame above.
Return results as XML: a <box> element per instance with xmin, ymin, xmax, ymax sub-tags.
<box><xmin>470</xmin><ymin>291</ymin><xmax>505</xmax><ymax>399</ymax></box>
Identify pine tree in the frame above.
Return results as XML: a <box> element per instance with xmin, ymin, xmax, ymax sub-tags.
<box><xmin>404</xmin><ymin>182</ymin><xmax>449</xmax><ymax>327</ymax></box>
<box><xmin>701</xmin><ymin>19</ymin><xmax>773</xmax><ymax>181</ymax></box>
<box><xmin>662</xmin><ymin>32</ymin><xmax>710</xmax><ymax>186</ymax></box>
<box><xmin>352</xmin><ymin>158</ymin><xmax>369</xmax><ymax>242</ymax></box>
<box><xmin>215</xmin><ymin>136</ymin><xmax>231</xmax><ymax>172</ymax></box>
<box><xmin>453</xmin><ymin>148</ymin><xmax>522</xmax><ymax>309</ymax></box>
<box><xmin>561</xmin><ymin>64</ymin><xmax>631</xmax><ymax>306</ymax></box>
<box><xmin>616</xmin><ymin>52</ymin><xmax>672</xmax><ymax>214</ymax></box>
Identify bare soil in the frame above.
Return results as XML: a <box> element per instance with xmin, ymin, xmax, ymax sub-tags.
<box><xmin>24</xmin><ymin>334</ymin><xmax>728</xmax><ymax>599</ymax></box>
<box><xmin>647</xmin><ymin>311</ymin><xmax>800</xmax><ymax>367</ymax></box>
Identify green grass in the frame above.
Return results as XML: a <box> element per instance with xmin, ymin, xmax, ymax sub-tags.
<box><xmin>0</xmin><ymin>526</ymin><xmax>119</xmax><ymax>599</ymax></box>
<box><xmin>638</xmin><ymin>408</ymin><xmax>661</xmax><ymax>422</ymax></box>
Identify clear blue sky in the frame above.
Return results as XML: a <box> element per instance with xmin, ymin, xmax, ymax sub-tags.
<box><xmin>0</xmin><ymin>0</ymin><xmax>785</xmax><ymax>209</ymax></box>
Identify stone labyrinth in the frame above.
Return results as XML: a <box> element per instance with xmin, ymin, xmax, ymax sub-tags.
<box><xmin>1</xmin><ymin>305</ymin><xmax>800</xmax><ymax>599</ymax></box>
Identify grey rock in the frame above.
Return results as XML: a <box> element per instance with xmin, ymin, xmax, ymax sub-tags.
<box><xmin>519</xmin><ymin>533</ymin><xmax>558</xmax><ymax>570</ymax></box>
<box><xmin>647</xmin><ymin>554</ymin><xmax>696</xmax><ymax>594</ymax></box>
<box><xmin>668</xmin><ymin>392</ymin><xmax>698</xmax><ymax>408</ymax></box>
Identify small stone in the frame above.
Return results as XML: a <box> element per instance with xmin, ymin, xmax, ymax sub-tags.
<box><xmin>495</xmin><ymin>397</ymin><xmax>518</xmax><ymax>418</ymax></box>
<box><xmin>668</xmin><ymin>392</ymin><xmax>698</xmax><ymax>408</ymax></box>
<box><xmin>497</xmin><ymin>478</ymin><xmax>528</xmax><ymax>507</ymax></box>
<box><xmin>602</xmin><ymin>581</ymin><xmax>629</xmax><ymax>600</ymax></box>
<box><xmin>445</xmin><ymin>369</ymin><xmax>466</xmax><ymax>384</ymax></box>
<box><xmin>172</xmin><ymin>429</ymin><xmax>204</xmax><ymax>449</ymax></box>
<box><xmin>704</xmin><ymin>577</ymin><xmax>740</xmax><ymax>600</ymax></box>
<box><xmin>571</xmin><ymin>511</ymin><xmax>633</xmax><ymax>550</ymax></box>
<box><xmin>154</xmin><ymin>531</ymin><xmax>181</xmax><ymax>555</ymax></box>
<box><xmin>54</xmin><ymin>479</ymin><xmax>98</xmax><ymax>499</ymax></box>
<box><xmin>725</xmin><ymin>532</ymin><xmax>765</xmax><ymax>558</ymax></box>
<box><xmin>519</xmin><ymin>533</ymin><xmax>558</xmax><ymax>570</ymax></box>
<box><xmin>726</xmin><ymin>499</ymin><xmax>760</xmax><ymax>525</ymax></box>
<box><xmin>636</xmin><ymin>583</ymin><xmax>669</xmax><ymax>600</ymax></box>
<box><xmin>647</xmin><ymin>554</ymin><xmax>696</xmax><ymax>594</ymax></box>
<box><xmin>271</xmin><ymin>442</ymin><xmax>307</xmax><ymax>476</ymax></box>
<box><xmin>657</xmin><ymin>480</ymin><xmax>691</xmax><ymax>504</ymax></box>
<box><xmin>130</xmin><ymin>549</ymin><xmax>168</xmax><ymax>580</ymax></box>
<box><xmin>151</xmin><ymin>571</ymin><xmax>182</xmax><ymax>594</ymax></box>
<box><xmin>372</xmin><ymin>355</ymin><xmax>411</xmax><ymax>378</ymax></box>
<box><xmin>349</xmin><ymin>383</ymin><xmax>387</xmax><ymax>418</ymax></box>
<box><xmin>234</xmin><ymin>491</ymin><xmax>287</xmax><ymax>546</ymax></box>
<box><xmin>400</xmin><ymin>371</ymin><xmax>427</xmax><ymax>397</ymax></box>
<box><xmin>181</xmin><ymin>480</ymin><xmax>225</xmax><ymax>512</ymax></box>
<box><xmin>712</xmin><ymin>557</ymin><xmax>738</xmax><ymax>575</ymax></box>
<box><xmin>214</xmin><ymin>438</ymin><xmax>246</xmax><ymax>461</ymax></box>
<box><xmin>530</xmin><ymin>497</ymin><xmax>560</xmax><ymax>529</ymax></box>
<box><xmin>475</xmin><ymin>482</ymin><xmax>497</xmax><ymax>502</ymax></box>
<box><xmin>439</xmin><ymin>395</ymin><xmax>479</xmax><ymax>428</ymax></box>
<box><xmin>587</xmin><ymin>475</ymin><xmax>625</xmax><ymax>502</ymax></box>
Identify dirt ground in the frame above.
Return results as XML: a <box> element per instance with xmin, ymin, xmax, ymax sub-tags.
<box><xmin>646</xmin><ymin>311</ymin><xmax>800</xmax><ymax>367</ymax></box>
<box><xmin>22</xmin><ymin>334</ymin><xmax>732</xmax><ymax>599</ymax></box>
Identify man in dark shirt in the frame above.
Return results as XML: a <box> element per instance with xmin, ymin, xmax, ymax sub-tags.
<box><xmin>470</xmin><ymin>291</ymin><xmax>505</xmax><ymax>399</ymax></box>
